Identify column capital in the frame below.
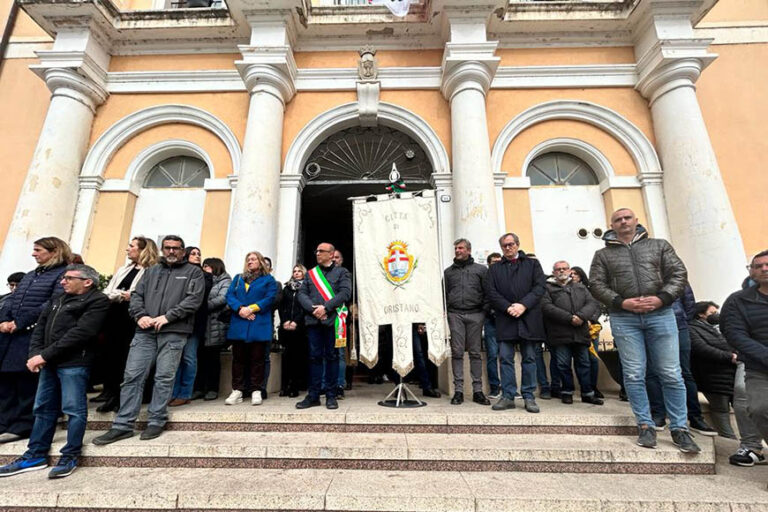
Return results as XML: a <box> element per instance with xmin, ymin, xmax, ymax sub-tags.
<box><xmin>635</xmin><ymin>39</ymin><xmax>715</xmax><ymax>105</ymax></box>
<box><xmin>236</xmin><ymin>46</ymin><xmax>297</xmax><ymax>106</ymax></box>
<box><xmin>440</xmin><ymin>42</ymin><xmax>499</xmax><ymax>101</ymax></box>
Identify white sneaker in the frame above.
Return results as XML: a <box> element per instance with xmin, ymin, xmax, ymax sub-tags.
<box><xmin>224</xmin><ymin>390</ymin><xmax>243</xmax><ymax>405</ymax></box>
<box><xmin>251</xmin><ymin>390</ymin><xmax>262</xmax><ymax>406</ymax></box>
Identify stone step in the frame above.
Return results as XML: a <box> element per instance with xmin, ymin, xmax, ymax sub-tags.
<box><xmin>1</xmin><ymin>467</ymin><xmax>764</xmax><ymax>511</ymax></box>
<box><xmin>85</xmin><ymin>392</ymin><xmax>639</xmax><ymax>435</ymax></box>
<box><xmin>0</xmin><ymin>430</ymin><xmax>715</xmax><ymax>474</ymax></box>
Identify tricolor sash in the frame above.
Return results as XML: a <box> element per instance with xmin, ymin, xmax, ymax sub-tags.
<box><xmin>308</xmin><ymin>266</ymin><xmax>348</xmax><ymax>348</ymax></box>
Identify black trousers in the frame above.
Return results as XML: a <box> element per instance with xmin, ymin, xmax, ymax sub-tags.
<box><xmin>279</xmin><ymin>327</ymin><xmax>308</xmax><ymax>392</ymax></box>
<box><xmin>0</xmin><ymin>371</ymin><xmax>39</xmax><ymax>436</ymax></box>
<box><xmin>100</xmin><ymin>303</ymin><xmax>135</xmax><ymax>398</ymax></box>
<box><xmin>231</xmin><ymin>341</ymin><xmax>266</xmax><ymax>392</ymax></box>
<box><xmin>195</xmin><ymin>345</ymin><xmax>222</xmax><ymax>394</ymax></box>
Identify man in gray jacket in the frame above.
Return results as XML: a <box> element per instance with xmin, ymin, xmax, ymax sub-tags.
<box><xmin>94</xmin><ymin>235</ymin><xmax>204</xmax><ymax>444</ymax></box>
<box><xmin>590</xmin><ymin>208</ymin><xmax>699</xmax><ymax>453</ymax></box>
<box><xmin>444</xmin><ymin>238</ymin><xmax>490</xmax><ymax>406</ymax></box>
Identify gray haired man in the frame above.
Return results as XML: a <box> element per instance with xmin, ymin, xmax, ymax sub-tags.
<box><xmin>444</xmin><ymin>239</ymin><xmax>490</xmax><ymax>406</ymax></box>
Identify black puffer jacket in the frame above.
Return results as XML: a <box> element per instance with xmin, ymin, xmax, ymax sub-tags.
<box><xmin>689</xmin><ymin>318</ymin><xmax>736</xmax><ymax>395</ymax></box>
<box><xmin>541</xmin><ymin>278</ymin><xmax>601</xmax><ymax>346</ymax></box>
<box><xmin>28</xmin><ymin>288</ymin><xmax>110</xmax><ymax>368</ymax></box>
<box><xmin>589</xmin><ymin>225</ymin><xmax>687</xmax><ymax>311</ymax></box>
<box><xmin>721</xmin><ymin>285</ymin><xmax>768</xmax><ymax>373</ymax></box>
<box><xmin>444</xmin><ymin>257</ymin><xmax>487</xmax><ymax>313</ymax></box>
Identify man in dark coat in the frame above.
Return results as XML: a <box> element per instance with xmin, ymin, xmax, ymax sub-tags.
<box><xmin>541</xmin><ymin>260</ymin><xmax>603</xmax><ymax>406</ymax></box>
<box><xmin>0</xmin><ymin>264</ymin><xmax>109</xmax><ymax>479</ymax></box>
<box><xmin>485</xmin><ymin>232</ymin><xmax>546</xmax><ymax>413</ymax></box>
<box><xmin>590</xmin><ymin>208</ymin><xmax>699</xmax><ymax>453</ymax></box>
<box><xmin>93</xmin><ymin>235</ymin><xmax>205</xmax><ymax>445</ymax></box>
<box><xmin>296</xmin><ymin>242</ymin><xmax>351</xmax><ymax>410</ymax></box>
<box><xmin>721</xmin><ymin>249</ymin><xmax>768</xmax><ymax>460</ymax></box>
<box><xmin>444</xmin><ymin>238</ymin><xmax>490</xmax><ymax>406</ymax></box>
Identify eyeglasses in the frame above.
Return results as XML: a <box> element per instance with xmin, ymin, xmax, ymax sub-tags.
<box><xmin>62</xmin><ymin>275</ymin><xmax>88</xmax><ymax>282</ymax></box>
<box><xmin>163</xmin><ymin>246</ymin><xmax>184</xmax><ymax>252</ymax></box>
<box><xmin>315</xmin><ymin>249</ymin><xmax>332</xmax><ymax>254</ymax></box>
<box><xmin>502</xmin><ymin>242</ymin><xmax>518</xmax><ymax>248</ymax></box>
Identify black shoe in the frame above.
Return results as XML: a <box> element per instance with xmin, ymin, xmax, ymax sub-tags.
<box><xmin>345</xmin><ymin>381</ymin><xmax>353</xmax><ymax>391</ymax></box>
<box><xmin>594</xmin><ymin>389</ymin><xmax>604</xmax><ymax>399</ymax></box>
<box><xmin>671</xmin><ymin>429</ymin><xmax>701</xmax><ymax>454</ymax></box>
<box><xmin>326</xmin><ymin>397</ymin><xmax>339</xmax><ymax>410</ymax></box>
<box><xmin>423</xmin><ymin>388</ymin><xmax>441</xmax><ymax>398</ymax></box>
<box><xmin>279</xmin><ymin>389</ymin><xmax>288</xmax><ymax>397</ymax></box>
<box><xmin>140</xmin><ymin>425</ymin><xmax>164</xmax><ymax>440</ymax></box>
<box><xmin>689</xmin><ymin>417</ymin><xmax>717</xmax><ymax>437</ymax></box>
<box><xmin>450</xmin><ymin>392</ymin><xmax>464</xmax><ymax>405</ymax></box>
<box><xmin>260</xmin><ymin>389</ymin><xmax>268</xmax><ymax>400</ymax></box>
<box><xmin>581</xmin><ymin>395</ymin><xmax>604</xmax><ymax>405</ymax></box>
<box><xmin>96</xmin><ymin>397</ymin><xmax>119</xmax><ymax>413</ymax></box>
<box><xmin>288</xmin><ymin>389</ymin><xmax>299</xmax><ymax>398</ymax></box>
<box><xmin>89</xmin><ymin>391</ymin><xmax>112</xmax><ymax>403</ymax></box>
<box><xmin>729</xmin><ymin>448</ymin><xmax>767</xmax><ymax>467</ymax></box>
<box><xmin>472</xmin><ymin>392</ymin><xmax>490</xmax><ymax>405</ymax></box>
<box><xmin>551</xmin><ymin>390</ymin><xmax>562</xmax><ymax>399</ymax></box>
<box><xmin>619</xmin><ymin>389</ymin><xmax>628</xmax><ymax>401</ymax></box>
<box><xmin>636</xmin><ymin>425</ymin><xmax>657</xmax><ymax>448</ymax></box>
<box><xmin>296</xmin><ymin>396</ymin><xmax>321</xmax><ymax>409</ymax></box>
<box><xmin>92</xmin><ymin>428</ymin><xmax>133</xmax><ymax>446</ymax></box>
<box><xmin>561</xmin><ymin>394</ymin><xmax>574</xmax><ymax>404</ymax></box>
<box><xmin>203</xmin><ymin>391</ymin><xmax>218</xmax><ymax>401</ymax></box>
<box><xmin>539</xmin><ymin>389</ymin><xmax>552</xmax><ymax>400</ymax></box>
<box><xmin>336</xmin><ymin>387</ymin><xmax>345</xmax><ymax>400</ymax></box>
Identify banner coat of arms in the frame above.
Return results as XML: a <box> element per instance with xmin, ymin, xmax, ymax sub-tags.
<box><xmin>353</xmin><ymin>191</ymin><xmax>449</xmax><ymax>376</ymax></box>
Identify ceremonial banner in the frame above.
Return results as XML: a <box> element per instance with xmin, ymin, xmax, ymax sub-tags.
<box><xmin>353</xmin><ymin>191</ymin><xmax>449</xmax><ymax>376</ymax></box>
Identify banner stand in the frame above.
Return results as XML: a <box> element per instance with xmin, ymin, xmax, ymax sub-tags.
<box><xmin>377</xmin><ymin>382</ymin><xmax>426</xmax><ymax>408</ymax></box>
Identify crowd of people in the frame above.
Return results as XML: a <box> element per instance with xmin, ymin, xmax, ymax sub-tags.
<box><xmin>0</xmin><ymin>206</ymin><xmax>766</xmax><ymax>480</ymax></box>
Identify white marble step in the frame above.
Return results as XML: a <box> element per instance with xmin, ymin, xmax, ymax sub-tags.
<box><xmin>1</xmin><ymin>467</ymin><xmax>764</xmax><ymax>511</ymax></box>
<box><xmin>0</xmin><ymin>430</ymin><xmax>715</xmax><ymax>468</ymax></box>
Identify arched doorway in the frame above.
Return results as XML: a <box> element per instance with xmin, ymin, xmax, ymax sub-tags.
<box><xmin>299</xmin><ymin>125</ymin><xmax>434</xmax><ymax>267</ymax></box>
<box><xmin>526</xmin><ymin>151</ymin><xmax>607</xmax><ymax>273</ymax></box>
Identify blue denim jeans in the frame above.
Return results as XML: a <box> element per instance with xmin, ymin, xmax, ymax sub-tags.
<box><xmin>551</xmin><ymin>344</ymin><xmax>594</xmax><ymax>396</ymax></box>
<box><xmin>308</xmin><ymin>325</ymin><xmax>338</xmax><ymax>400</ymax></box>
<box><xmin>113</xmin><ymin>330</ymin><xmax>187</xmax><ymax>430</ymax></box>
<box><xmin>24</xmin><ymin>365</ymin><xmax>90</xmax><ymax>458</ymax></box>
<box><xmin>610</xmin><ymin>307</ymin><xmax>688</xmax><ymax>430</ymax></box>
<box><xmin>320</xmin><ymin>347</ymin><xmax>346</xmax><ymax>391</ymax></box>
<box><xmin>499</xmin><ymin>340</ymin><xmax>537</xmax><ymax>400</ymax></box>
<box><xmin>484</xmin><ymin>318</ymin><xmax>500</xmax><ymax>392</ymax></box>
<box><xmin>646</xmin><ymin>326</ymin><xmax>703</xmax><ymax>421</ymax></box>
<box><xmin>172</xmin><ymin>334</ymin><xmax>199</xmax><ymax>399</ymax></box>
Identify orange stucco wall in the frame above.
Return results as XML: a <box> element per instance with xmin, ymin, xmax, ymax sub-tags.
<box><xmin>503</xmin><ymin>189</ymin><xmax>535</xmax><ymax>252</ymax></box>
<box><xmin>700</xmin><ymin>0</ymin><xmax>768</xmax><ymax>23</ymax></box>
<box><xmin>199</xmin><ymin>191</ymin><xmax>230</xmax><ymax>259</ymax></box>
<box><xmin>7</xmin><ymin>6</ymin><xmax>50</xmax><ymax>39</ymax></box>
<box><xmin>496</xmin><ymin>47</ymin><xmax>635</xmax><ymax>67</ymax></box>
<box><xmin>86</xmin><ymin>192</ymin><xmax>138</xmax><ymax>273</ymax></box>
<box><xmin>499</xmin><ymin>119</ymin><xmax>640</xmax><ymax>178</ymax></box>
<box><xmin>697</xmin><ymin>43</ymin><xmax>768</xmax><ymax>257</ymax></box>
<box><xmin>295</xmin><ymin>50</ymin><xmax>443</xmax><ymax>69</ymax></box>
<box><xmin>103</xmin><ymin>124</ymin><xmax>235</xmax><ymax>180</ymax></box>
<box><xmin>109</xmin><ymin>54</ymin><xmax>239</xmax><ymax>72</ymax></box>
<box><xmin>0</xmin><ymin>59</ymin><xmax>50</xmax><ymax>247</ymax></box>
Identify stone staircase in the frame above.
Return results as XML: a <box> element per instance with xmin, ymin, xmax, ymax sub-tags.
<box><xmin>1</xmin><ymin>387</ymin><xmax>766</xmax><ymax>511</ymax></box>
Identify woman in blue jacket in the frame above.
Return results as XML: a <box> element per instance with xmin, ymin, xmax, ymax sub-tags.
<box><xmin>223</xmin><ymin>251</ymin><xmax>277</xmax><ymax>406</ymax></box>
<box><xmin>0</xmin><ymin>237</ymin><xmax>72</xmax><ymax>443</ymax></box>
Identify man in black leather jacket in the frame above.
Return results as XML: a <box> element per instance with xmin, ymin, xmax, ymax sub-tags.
<box><xmin>590</xmin><ymin>208</ymin><xmax>699</xmax><ymax>454</ymax></box>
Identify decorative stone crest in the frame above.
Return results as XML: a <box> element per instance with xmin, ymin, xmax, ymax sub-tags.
<box><xmin>358</xmin><ymin>45</ymin><xmax>378</xmax><ymax>81</ymax></box>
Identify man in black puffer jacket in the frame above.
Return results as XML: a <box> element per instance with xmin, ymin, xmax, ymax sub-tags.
<box><xmin>721</xmin><ymin>250</ymin><xmax>768</xmax><ymax>458</ymax></box>
<box><xmin>0</xmin><ymin>264</ymin><xmax>108</xmax><ymax>479</ymax></box>
<box><xmin>444</xmin><ymin>238</ymin><xmax>490</xmax><ymax>407</ymax></box>
<box><xmin>541</xmin><ymin>260</ymin><xmax>603</xmax><ymax>406</ymax></box>
<box><xmin>590</xmin><ymin>208</ymin><xmax>698</xmax><ymax>454</ymax></box>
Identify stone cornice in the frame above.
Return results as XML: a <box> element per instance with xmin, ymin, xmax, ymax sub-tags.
<box><xmin>635</xmin><ymin>38</ymin><xmax>715</xmax><ymax>104</ymax></box>
<box><xmin>236</xmin><ymin>45</ymin><xmax>297</xmax><ymax>105</ymax></box>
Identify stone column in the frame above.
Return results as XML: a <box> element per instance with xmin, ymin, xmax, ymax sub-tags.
<box><xmin>224</xmin><ymin>46</ymin><xmax>296</xmax><ymax>271</ymax></box>
<box><xmin>637</xmin><ymin>41</ymin><xmax>746</xmax><ymax>302</ymax></box>
<box><xmin>0</xmin><ymin>68</ymin><xmax>107</xmax><ymax>278</ymax></box>
<box><xmin>441</xmin><ymin>27</ymin><xmax>501</xmax><ymax>261</ymax></box>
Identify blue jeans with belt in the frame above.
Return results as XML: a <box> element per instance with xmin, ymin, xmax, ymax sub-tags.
<box><xmin>610</xmin><ymin>307</ymin><xmax>688</xmax><ymax>430</ymax></box>
<box><xmin>24</xmin><ymin>365</ymin><xmax>90</xmax><ymax>458</ymax></box>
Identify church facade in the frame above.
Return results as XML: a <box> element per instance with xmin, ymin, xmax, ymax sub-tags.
<box><xmin>0</xmin><ymin>0</ymin><xmax>765</xmax><ymax>304</ymax></box>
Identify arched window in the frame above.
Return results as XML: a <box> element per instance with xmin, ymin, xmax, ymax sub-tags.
<box><xmin>526</xmin><ymin>152</ymin><xmax>598</xmax><ymax>186</ymax></box>
<box><xmin>143</xmin><ymin>156</ymin><xmax>208</xmax><ymax>188</ymax></box>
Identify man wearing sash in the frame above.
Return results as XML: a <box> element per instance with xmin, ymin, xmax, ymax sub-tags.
<box><xmin>296</xmin><ymin>242</ymin><xmax>351</xmax><ymax>410</ymax></box>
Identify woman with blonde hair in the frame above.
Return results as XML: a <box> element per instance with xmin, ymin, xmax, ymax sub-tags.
<box><xmin>223</xmin><ymin>251</ymin><xmax>278</xmax><ymax>406</ymax></box>
<box><xmin>0</xmin><ymin>236</ymin><xmax>72</xmax><ymax>443</ymax></box>
<box><xmin>278</xmin><ymin>263</ymin><xmax>309</xmax><ymax>397</ymax></box>
<box><xmin>94</xmin><ymin>236</ymin><xmax>159</xmax><ymax>412</ymax></box>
